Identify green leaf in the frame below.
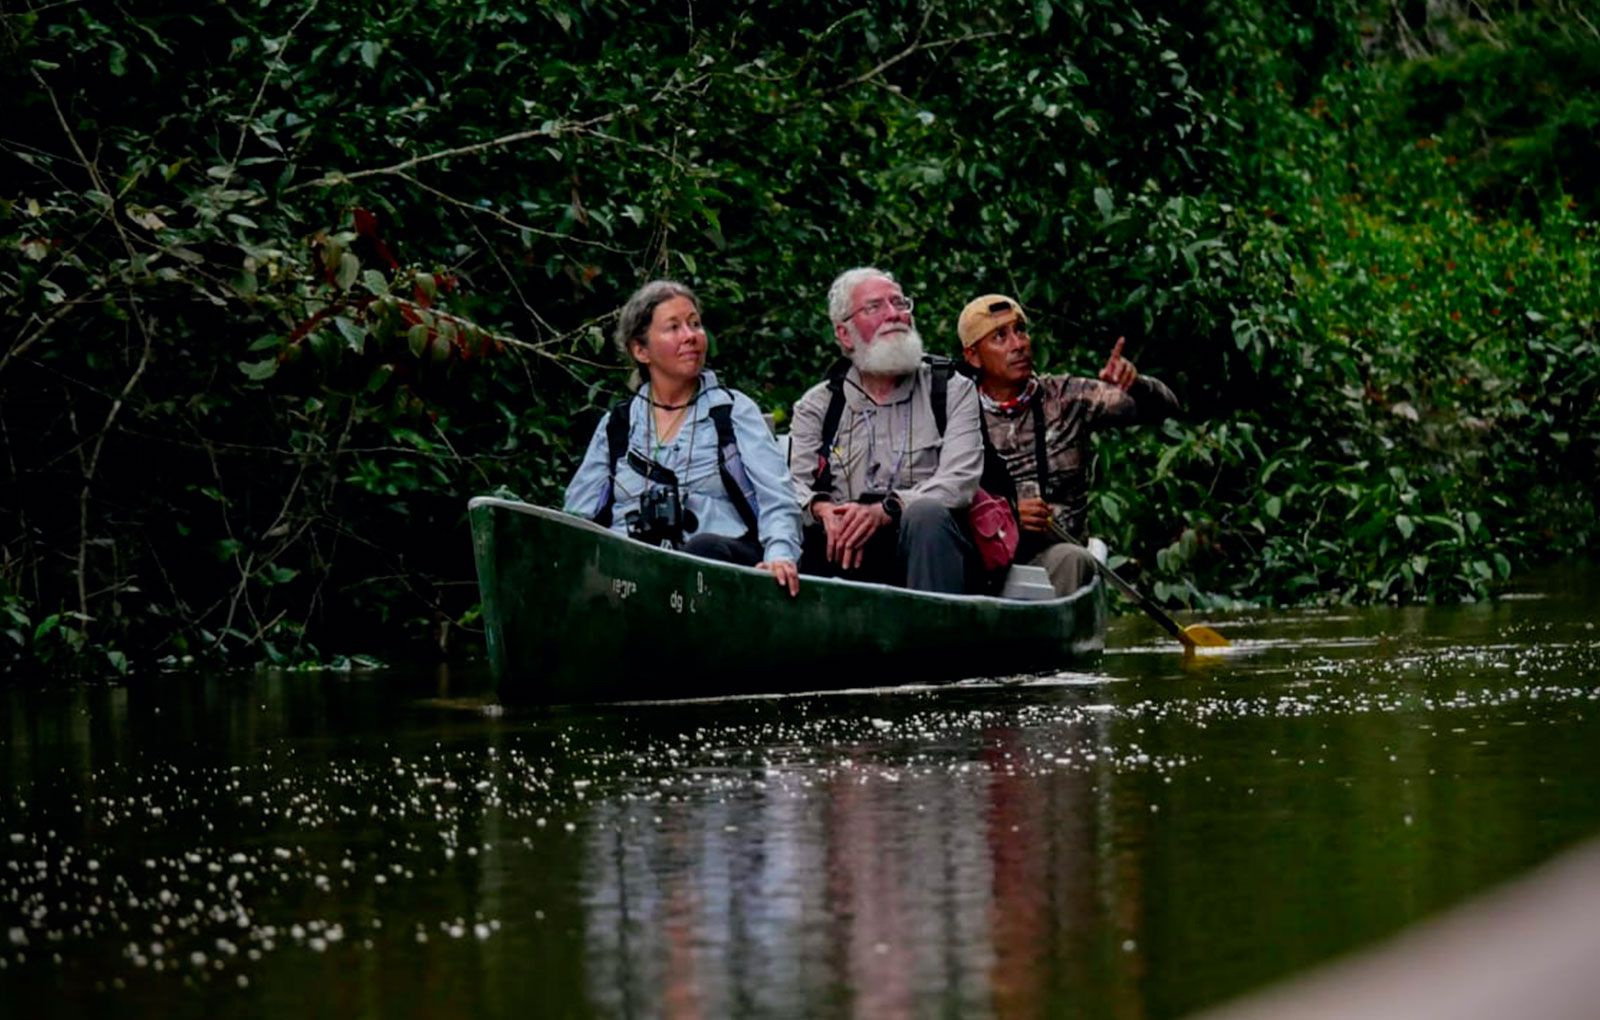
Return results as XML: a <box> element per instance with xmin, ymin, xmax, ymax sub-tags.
<box><xmin>1094</xmin><ymin>187</ymin><xmax>1114</xmax><ymax>223</ymax></box>
<box><xmin>1034</xmin><ymin>0</ymin><xmax>1053</xmax><ymax>32</ymax></box>
<box><xmin>1098</xmin><ymin>493</ymin><xmax>1122</xmax><ymax>523</ymax></box>
<box><xmin>362</xmin><ymin>268</ymin><xmax>389</xmax><ymax>295</ymax></box>
<box><xmin>264</xmin><ymin>564</ymin><xmax>300</xmax><ymax>585</ymax></box>
<box><xmin>428</xmin><ymin>333</ymin><xmax>452</xmax><ymax>362</ymax></box>
<box><xmin>1394</xmin><ymin>514</ymin><xmax>1414</xmax><ymax>540</ymax></box>
<box><xmin>1265</xmin><ymin>496</ymin><xmax>1282</xmax><ymax>520</ymax></box>
<box><xmin>407</xmin><ymin>322</ymin><xmax>430</xmax><ymax>358</ymax></box>
<box><xmin>335</xmin><ymin>316</ymin><xmax>368</xmax><ymax>352</ymax></box>
<box><xmin>337</xmin><ymin>252</ymin><xmax>360</xmax><ymax>290</ymax></box>
<box><xmin>309</xmin><ymin>329</ymin><xmax>340</xmax><ymax>365</ymax></box>
<box><xmin>238</xmin><ymin>358</ymin><xmax>278</xmax><ymax>381</ymax></box>
<box><xmin>34</xmin><ymin>613</ymin><xmax>62</xmax><ymax>642</ymax></box>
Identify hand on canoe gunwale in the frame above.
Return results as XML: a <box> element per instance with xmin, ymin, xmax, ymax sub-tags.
<box><xmin>756</xmin><ymin>558</ymin><xmax>800</xmax><ymax>597</ymax></box>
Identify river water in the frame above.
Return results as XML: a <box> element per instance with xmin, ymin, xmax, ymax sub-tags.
<box><xmin>4</xmin><ymin>568</ymin><xmax>1599</xmax><ymax>1019</ymax></box>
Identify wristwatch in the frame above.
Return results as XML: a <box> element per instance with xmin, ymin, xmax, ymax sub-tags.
<box><xmin>881</xmin><ymin>493</ymin><xmax>903</xmax><ymax>524</ymax></box>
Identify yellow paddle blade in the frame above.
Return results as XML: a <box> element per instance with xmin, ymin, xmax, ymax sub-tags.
<box><xmin>1181</xmin><ymin>624</ymin><xmax>1230</xmax><ymax>649</ymax></box>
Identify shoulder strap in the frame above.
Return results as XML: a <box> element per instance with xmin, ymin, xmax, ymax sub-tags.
<box><xmin>931</xmin><ymin>356</ymin><xmax>1018</xmax><ymax>507</ymax></box>
<box><xmin>928</xmin><ymin>359</ymin><xmax>948</xmax><ymax>437</ymax></box>
<box><xmin>593</xmin><ymin>397</ymin><xmax>633</xmax><ymax>527</ymax></box>
<box><xmin>818</xmin><ymin>358</ymin><xmax>850</xmax><ymax>449</ymax></box>
<box><xmin>1030</xmin><ymin>398</ymin><xmax>1049</xmax><ymax>495</ymax></box>
<box><xmin>708</xmin><ymin>402</ymin><xmax>759</xmax><ymax>536</ymax></box>
<box><xmin>811</xmin><ymin>358</ymin><xmax>852</xmax><ymax>493</ymax></box>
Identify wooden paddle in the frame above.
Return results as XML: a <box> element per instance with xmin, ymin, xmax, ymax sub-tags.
<box><xmin>1047</xmin><ymin>518</ymin><xmax>1229</xmax><ymax>654</ymax></box>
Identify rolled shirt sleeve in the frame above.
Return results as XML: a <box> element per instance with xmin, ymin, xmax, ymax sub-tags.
<box><xmin>786</xmin><ymin>381</ymin><xmax>832</xmax><ymax>521</ymax></box>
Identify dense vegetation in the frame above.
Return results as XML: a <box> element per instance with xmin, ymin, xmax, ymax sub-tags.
<box><xmin>3</xmin><ymin>0</ymin><xmax>1596</xmax><ymax>675</ymax></box>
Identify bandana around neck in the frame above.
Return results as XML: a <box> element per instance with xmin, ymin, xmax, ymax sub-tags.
<box><xmin>979</xmin><ymin>376</ymin><xmax>1040</xmax><ymax>416</ymax></box>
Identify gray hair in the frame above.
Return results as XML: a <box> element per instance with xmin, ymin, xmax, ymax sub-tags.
<box><xmin>826</xmin><ymin>267</ymin><xmax>895</xmax><ymax>324</ymax></box>
<box><xmin>614</xmin><ymin>279</ymin><xmax>701</xmax><ymax>391</ymax></box>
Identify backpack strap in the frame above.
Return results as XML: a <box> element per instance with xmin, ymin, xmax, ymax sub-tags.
<box><xmin>599</xmin><ymin>390</ymin><xmax>759</xmax><ymax>537</ymax></box>
<box><xmin>708</xmin><ymin>402</ymin><xmax>759</xmax><ymax>536</ymax></box>
<box><xmin>811</xmin><ymin>358</ymin><xmax>852</xmax><ymax>495</ymax></box>
<box><xmin>937</xmin><ymin>356</ymin><xmax>1019</xmax><ymax>508</ymax></box>
<box><xmin>930</xmin><ymin>355</ymin><xmax>1015</xmax><ymax>502</ymax></box>
<box><xmin>928</xmin><ymin>358</ymin><xmax>948</xmax><ymax>436</ymax></box>
<box><xmin>593</xmin><ymin>397</ymin><xmax>634</xmax><ymax>527</ymax></box>
<box><xmin>811</xmin><ymin>357</ymin><xmax>1013</xmax><ymax>506</ymax></box>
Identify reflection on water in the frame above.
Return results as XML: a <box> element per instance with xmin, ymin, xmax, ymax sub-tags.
<box><xmin>3</xmin><ymin>569</ymin><xmax>1600</xmax><ymax>1018</ymax></box>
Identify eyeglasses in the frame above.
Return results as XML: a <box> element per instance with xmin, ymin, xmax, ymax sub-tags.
<box><xmin>840</xmin><ymin>295</ymin><xmax>914</xmax><ymax>321</ymax></box>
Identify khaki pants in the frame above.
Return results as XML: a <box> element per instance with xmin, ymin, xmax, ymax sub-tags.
<box><xmin>1022</xmin><ymin>538</ymin><xmax>1096</xmax><ymax>597</ymax></box>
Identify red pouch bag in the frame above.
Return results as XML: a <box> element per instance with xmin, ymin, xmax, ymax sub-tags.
<box><xmin>968</xmin><ymin>488</ymin><xmax>1019</xmax><ymax>572</ymax></box>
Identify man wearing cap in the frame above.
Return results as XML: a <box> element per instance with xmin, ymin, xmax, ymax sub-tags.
<box><xmin>787</xmin><ymin>267</ymin><xmax>985</xmax><ymax>593</ymax></box>
<box><xmin>957</xmin><ymin>294</ymin><xmax>1180</xmax><ymax>595</ymax></box>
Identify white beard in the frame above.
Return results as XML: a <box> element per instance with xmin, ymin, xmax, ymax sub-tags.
<box><xmin>849</xmin><ymin>323</ymin><xmax>925</xmax><ymax>376</ymax></box>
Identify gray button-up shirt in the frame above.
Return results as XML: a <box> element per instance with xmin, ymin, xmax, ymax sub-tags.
<box><xmin>788</xmin><ymin>362</ymin><xmax>983</xmax><ymax>521</ymax></box>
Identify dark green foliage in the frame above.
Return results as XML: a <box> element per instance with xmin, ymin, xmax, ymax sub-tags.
<box><xmin>1</xmin><ymin>0</ymin><xmax>1597</xmax><ymax>675</ymax></box>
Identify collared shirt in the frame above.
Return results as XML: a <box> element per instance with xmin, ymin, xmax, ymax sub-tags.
<box><xmin>981</xmin><ymin>373</ymin><xmax>1179</xmax><ymax>537</ymax></box>
<box><xmin>787</xmin><ymin>362</ymin><xmax>983</xmax><ymax>519</ymax></box>
<box><xmin>564</xmin><ymin>369</ymin><xmax>803</xmax><ymax>563</ymax></box>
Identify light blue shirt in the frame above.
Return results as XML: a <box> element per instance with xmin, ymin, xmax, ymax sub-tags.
<box><xmin>564</xmin><ymin>370</ymin><xmax>803</xmax><ymax>563</ymax></box>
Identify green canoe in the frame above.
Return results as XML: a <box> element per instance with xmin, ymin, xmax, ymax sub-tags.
<box><xmin>468</xmin><ymin>497</ymin><xmax>1108</xmax><ymax>705</ymax></box>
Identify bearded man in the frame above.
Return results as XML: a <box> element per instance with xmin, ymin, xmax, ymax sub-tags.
<box><xmin>787</xmin><ymin>267</ymin><xmax>984</xmax><ymax>592</ymax></box>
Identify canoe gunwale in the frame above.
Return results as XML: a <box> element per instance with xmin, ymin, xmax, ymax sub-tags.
<box><xmin>468</xmin><ymin>496</ymin><xmax>1103</xmax><ymax>611</ymax></box>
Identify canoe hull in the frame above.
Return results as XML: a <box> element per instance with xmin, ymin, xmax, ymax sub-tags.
<box><xmin>469</xmin><ymin>498</ymin><xmax>1106</xmax><ymax>704</ymax></box>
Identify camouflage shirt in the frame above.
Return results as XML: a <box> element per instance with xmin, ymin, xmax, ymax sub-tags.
<box><xmin>980</xmin><ymin>374</ymin><xmax>1179</xmax><ymax>539</ymax></box>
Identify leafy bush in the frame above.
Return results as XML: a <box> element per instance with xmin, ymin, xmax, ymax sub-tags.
<box><xmin>2</xmin><ymin>0</ymin><xmax>1596</xmax><ymax>676</ymax></box>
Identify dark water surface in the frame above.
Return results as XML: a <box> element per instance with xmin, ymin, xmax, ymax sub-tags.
<box><xmin>5</xmin><ymin>569</ymin><xmax>1600</xmax><ymax>1019</ymax></box>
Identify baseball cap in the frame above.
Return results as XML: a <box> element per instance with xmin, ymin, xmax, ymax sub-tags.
<box><xmin>957</xmin><ymin>294</ymin><xmax>1027</xmax><ymax>349</ymax></box>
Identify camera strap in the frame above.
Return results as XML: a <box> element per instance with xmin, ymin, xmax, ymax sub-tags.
<box><xmin>625</xmin><ymin>449</ymin><xmax>680</xmax><ymax>487</ymax></box>
<box><xmin>594</xmin><ymin>390</ymin><xmax>760</xmax><ymax>537</ymax></box>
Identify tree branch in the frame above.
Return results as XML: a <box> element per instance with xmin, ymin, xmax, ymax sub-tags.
<box><xmin>218</xmin><ymin>0</ymin><xmax>322</xmax><ymax>193</ymax></box>
<box><xmin>289</xmin><ymin>107</ymin><xmax>640</xmax><ymax>192</ymax></box>
<box><xmin>78</xmin><ymin>307</ymin><xmax>155</xmax><ymax>625</ymax></box>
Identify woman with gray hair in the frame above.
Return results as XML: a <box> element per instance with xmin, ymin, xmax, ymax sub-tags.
<box><xmin>563</xmin><ymin>280</ymin><xmax>803</xmax><ymax>595</ymax></box>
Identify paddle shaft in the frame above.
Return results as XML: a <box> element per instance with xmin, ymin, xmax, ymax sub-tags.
<box><xmin>1049</xmin><ymin>521</ymin><xmax>1195</xmax><ymax>648</ymax></box>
